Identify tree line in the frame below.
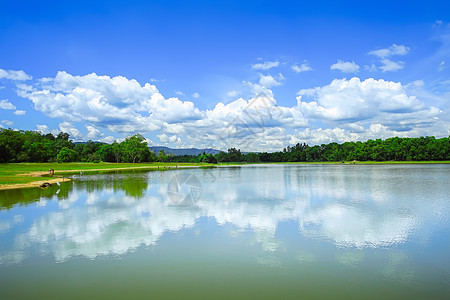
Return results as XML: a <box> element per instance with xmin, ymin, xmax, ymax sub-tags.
<box><xmin>0</xmin><ymin>128</ymin><xmax>449</xmax><ymax>163</ymax></box>
<box><xmin>210</xmin><ymin>136</ymin><xmax>450</xmax><ymax>163</ymax></box>
<box><xmin>0</xmin><ymin>129</ymin><xmax>155</xmax><ymax>163</ymax></box>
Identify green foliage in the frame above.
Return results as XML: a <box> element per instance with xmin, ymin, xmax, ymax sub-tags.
<box><xmin>213</xmin><ymin>136</ymin><xmax>450</xmax><ymax>163</ymax></box>
<box><xmin>57</xmin><ymin>147</ymin><xmax>78</xmax><ymax>162</ymax></box>
<box><xmin>120</xmin><ymin>134</ymin><xmax>153</xmax><ymax>163</ymax></box>
<box><xmin>1</xmin><ymin>128</ymin><xmax>449</xmax><ymax>163</ymax></box>
<box><xmin>198</xmin><ymin>153</ymin><xmax>218</xmax><ymax>164</ymax></box>
<box><xmin>96</xmin><ymin>144</ymin><xmax>115</xmax><ymax>162</ymax></box>
<box><xmin>158</xmin><ymin>149</ymin><xmax>168</xmax><ymax>162</ymax></box>
<box><xmin>0</xmin><ymin>129</ymin><xmax>156</xmax><ymax>163</ymax></box>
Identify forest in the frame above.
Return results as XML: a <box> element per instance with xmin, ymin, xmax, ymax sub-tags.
<box><xmin>0</xmin><ymin>128</ymin><xmax>449</xmax><ymax>163</ymax></box>
<box><xmin>0</xmin><ymin>129</ymin><xmax>155</xmax><ymax>163</ymax></box>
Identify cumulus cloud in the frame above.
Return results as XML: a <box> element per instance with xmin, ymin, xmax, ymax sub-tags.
<box><xmin>13</xmin><ymin>110</ymin><xmax>26</xmax><ymax>115</ymax></box>
<box><xmin>252</xmin><ymin>61</ymin><xmax>280</xmax><ymax>70</ymax></box>
<box><xmin>0</xmin><ymin>99</ymin><xmax>16</xmax><ymax>110</ymax></box>
<box><xmin>192</xmin><ymin>92</ymin><xmax>200</xmax><ymax>99</ymax></box>
<box><xmin>59</xmin><ymin>121</ymin><xmax>82</xmax><ymax>140</ymax></box>
<box><xmin>19</xmin><ymin>72</ymin><xmax>202</xmax><ymax>134</ymax></box>
<box><xmin>330</xmin><ymin>60</ymin><xmax>360</xmax><ymax>73</ymax></box>
<box><xmin>100</xmin><ymin>136</ymin><xmax>116</xmax><ymax>144</ymax></box>
<box><xmin>296</xmin><ymin>77</ymin><xmax>440</xmax><ymax>130</ymax></box>
<box><xmin>258</xmin><ymin>74</ymin><xmax>283</xmax><ymax>88</ymax></box>
<box><xmin>85</xmin><ymin>125</ymin><xmax>102</xmax><ymax>140</ymax></box>
<box><xmin>36</xmin><ymin>124</ymin><xmax>50</xmax><ymax>134</ymax></box>
<box><xmin>13</xmin><ymin>70</ymin><xmax>448</xmax><ymax>151</ymax></box>
<box><xmin>157</xmin><ymin>133</ymin><xmax>181</xmax><ymax>144</ymax></box>
<box><xmin>0</xmin><ymin>68</ymin><xmax>32</xmax><ymax>81</ymax></box>
<box><xmin>291</xmin><ymin>63</ymin><xmax>312</xmax><ymax>73</ymax></box>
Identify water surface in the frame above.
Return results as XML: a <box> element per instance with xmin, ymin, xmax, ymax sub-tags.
<box><xmin>0</xmin><ymin>164</ymin><xmax>449</xmax><ymax>299</ymax></box>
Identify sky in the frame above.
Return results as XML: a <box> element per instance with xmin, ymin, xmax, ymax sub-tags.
<box><xmin>1</xmin><ymin>0</ymin><xmax>450</xmax><ymax>152</ymax></box>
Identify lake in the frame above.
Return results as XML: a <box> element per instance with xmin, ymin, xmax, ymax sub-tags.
<box><xmin>0</xmin><ymin>164</ymin><xmax>449</xmax><ymax>299</ymax></box>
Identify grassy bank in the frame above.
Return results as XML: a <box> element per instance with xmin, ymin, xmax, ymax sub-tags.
<box><xmin>1</xmin><ymin>161</ymin><xmax>449</xmax><ymax>189</ymax></box>
<box><xmin>0</xmin><ymin>162</ymin><xmax>205</xmax><ymax>188</ymax></box>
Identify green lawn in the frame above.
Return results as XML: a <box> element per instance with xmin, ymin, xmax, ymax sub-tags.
<box><xmin>0</xmin><ymin>162</ymin><xmax>204</xmax><ymax>185</ymax></box>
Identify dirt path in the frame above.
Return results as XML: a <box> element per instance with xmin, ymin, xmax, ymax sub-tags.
<box><xmin>0</xmin><ymin>177</ymin><xmax>72</xmax><ymax>190</ymax></box>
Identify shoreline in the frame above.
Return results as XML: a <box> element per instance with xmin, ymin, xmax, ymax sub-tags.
<box><xmin>0</xmin><ymin>163</ymin><xmax>200</xmax><ymax>191</ymax></box>
<box><xmin>1</xmin><ymin>161</ymin><xmax>449</xmax><ymax>190</ymax></box>
<box><xmin>0</xmin><ymin>177</ymin><xmax>73</xmax><ymax>190</ymax></box>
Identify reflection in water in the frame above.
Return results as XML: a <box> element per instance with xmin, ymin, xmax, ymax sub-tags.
<box><xmin>0</xmin><ymin>165</ymin><xmax>449</xmax><ymax>295</ymax></box>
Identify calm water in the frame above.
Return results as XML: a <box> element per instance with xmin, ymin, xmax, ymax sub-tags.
<box><xmin>0</xmin><ymin>164</ymin><xmax>449</xmax><ymax>299</ymax></box>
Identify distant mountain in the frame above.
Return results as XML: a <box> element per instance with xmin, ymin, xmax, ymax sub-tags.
<box><xmin>149</xmin><ymin>146</ymin><xmax>221</xmax><ymax>156</ymax></box>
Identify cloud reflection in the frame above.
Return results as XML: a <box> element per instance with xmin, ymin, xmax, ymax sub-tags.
<box><xmin>0</xmin><ymin>165</ymin><xmax>448</xmax><ymax>264</ymax></box>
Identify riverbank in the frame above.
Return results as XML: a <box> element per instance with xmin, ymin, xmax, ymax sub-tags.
<box><xmin>0</xmin><ymin>162</ymin><xmax>203</xmax><ymax>190</ymax></box>
<box><xmin>1</xmin><ymin>161</ymin><xmax>449</xmax><ymax>190</ymax></box>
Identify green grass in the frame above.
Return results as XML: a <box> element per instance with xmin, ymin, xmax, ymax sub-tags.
<box><xmin>0</xmin><ymin>162</ymin><xmax>206</xmax><ymax>185</ymax></box>
<box><xmin>1</xmin><ymin>160</ymin><xmax>449</xmax><ymax>186</ymax></box>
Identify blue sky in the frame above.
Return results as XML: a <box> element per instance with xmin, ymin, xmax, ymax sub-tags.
<box><xmin>1</xmin><ymin>0</ymin><xmax>449</xmax><ymax>151</ymax></box>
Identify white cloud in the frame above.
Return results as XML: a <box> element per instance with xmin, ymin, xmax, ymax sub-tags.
<box><xmin>258</xmin><ymin>73</ymin><xmax>283</xmax><ymax>88</ymax></box>
<box><xmin>297</xmin><ymin>77</ymin><xmax>439</xmax><ymax>129</ymax></box>
<box><xmin>14</xmin><ymin>70</ymin><xmax>448</xmax><ymax>152</ymax></box>
<box><xmin>379</xmin><ymin>59</ymin><xmax>404</xmax><ymax>72</ymax></box>
<box><xmin>368</xmin><ymin>44</ymin><xmax>410</xmax><ymax>72</ymax></box>
<box><xmin>85</xmin><ymin>125</ymin><xmax>102</xmax><ymax>140</ymax></box>
<box><xmin>36</xmin><ymin>124</ymin><xmax>50</xmax><ymax>134</ymax></box>
<box><xmin>1</xmin><ymin>120</ymin><xmax>13</xmax><ymax>126</ymax></box>
<box><xmin>157</xmin><ymin>133</ymin><xmax>181</xmax><ymax>144</ymax></box>
<box><xmin>59</xmin><ymin>122</ymin><xmax>82</xmax><ymax>140</ymax></box>
<box><xmin>192</xmin><ymin>92</ymin><xmax>200</xmax><ymax>99</ymax></box>
<box><xmin>20</xmin><ymin>71</ymin><xmax>202</xmax><ymax>134</ymax></box>
<box><xmin>175</xmin><ymin>90</ymin><xmax>184</xmax><ymax>96</ymax></box>
<box><xmin>291</xmin><ymin>63</ymin><xmax>312</xmax><ymax>73</ymax></box>
<box><xmin>0</xmin><ymin>99</ymin><xmax>16</xmax><ymax>110</ymax></box>
<box><xmin>330</xmin><ymin>60</ymin><xmax>360</xmax><ymax>73</ymax></box>
<box><xmin>226</xmin><ymin>90</ymin><xmax>240</xmax><ymax>97</ymax></box>
<box><xmin>13</xmin><ymin>110</ymin><xmax>26</xmax><ymax>115</ymax></box>
<box><xmin>368</xmin><ymin>44</ymin><xmax>410</xmax><ymax>58</ymax></box>
<box><xmin>100</xmin><ymin>136</ymin><xmax>116</xmax><ymax>144</ymax></box>
<box><xmin>0</xmin><ymin>69</ymin><xmax>32</xmax><ymax>81</ymax></box>
<box><xmin>252</xmin><ymin>61</ymin><xmax>280</xmax><ymax>70</ymax></box>
<box><xmin>289</xmin><ymin>127</ymin><xmax>359</xmax><ymax>145</ymax></box>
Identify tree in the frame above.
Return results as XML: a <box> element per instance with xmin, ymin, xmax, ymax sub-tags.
<box><xmin>120</xmin><ymin>134</ymin><xmax>151</xmax><ymax>163</ymax></box>
<box><xmin>158</xmin><ymin>149</ymin><xmax>168</xmax><ymax>162</ymax></box>
<box><xmin>96</xmin><ymin>144</ymin><xmax>115</xmax><ymax>162</ymax></box>
<box><xmin>199</xmin><ymin>153</ymin><xmax>217</xmax><ymax>164</ymax></box>
<box><xmin>112</xmin><ymin>141</ymin><xmax>121</xmax><ymax>163</ymax></box>
<box><xmin>215</xmin><ymin>151</ymin><xmax>229</xmax><ymax>162</ymax></box>
<box><xmin>227</xmin><ymin>148</ymin><xmax>242</xmax><ymax>162</ymax></box>
<box><xmin>57</xmin><ymin>147</ymin><xmax>78</xmax><ymax>162</ymax></box>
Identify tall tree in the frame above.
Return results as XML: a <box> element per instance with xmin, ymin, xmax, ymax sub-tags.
<box><xmin>120</xmin><ymin>134</ymin><xmax>151</xmax><ymax>163</ymax></box>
